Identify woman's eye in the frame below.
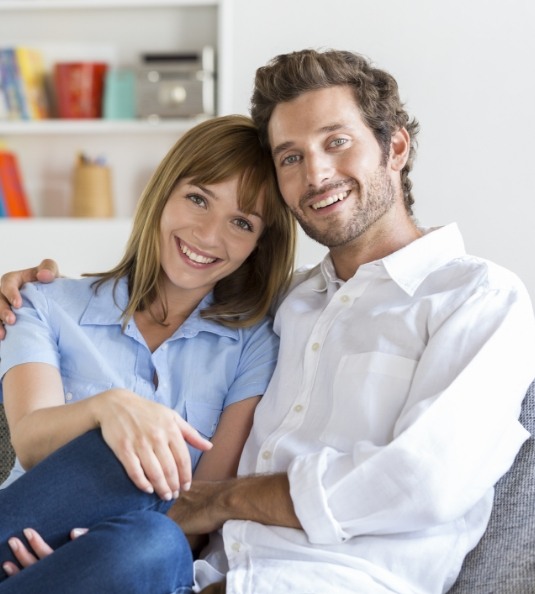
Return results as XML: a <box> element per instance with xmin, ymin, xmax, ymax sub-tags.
<box><xmin>233</xmin><ymin>218</ymin><xmax>253</xmax><ymax>232</ymax></box>
<box><xmin>187</xmin><ymin>194</ymin><xmax>207</xmax><ymax>207</ymax></box>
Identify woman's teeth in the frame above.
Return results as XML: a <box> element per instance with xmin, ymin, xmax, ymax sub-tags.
<box><xmin>181</xmin><ymin>243</ymin><xmax>216</xmax><ymax>264</ymax></box>
<box><xmin>312</xmin><ymin>191</ymin><xmax>349</xmax><ymax>210</ymax></box>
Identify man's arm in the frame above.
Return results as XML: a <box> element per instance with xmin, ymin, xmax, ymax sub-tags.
<box><xmin>167</xmin><ymin>473</ymin><xmax>302</xmax><ymax>535</ymax></box>
<box><xmin>0</xmin><ymin>259</ymin><xmax>59</xmax><ymax>338</ymax></box>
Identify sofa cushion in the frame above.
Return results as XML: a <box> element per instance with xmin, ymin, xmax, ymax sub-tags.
<box><xmin>449</xmin><ymin>380</ymin><xmax>535</xmax><ymax>592</ymax></box>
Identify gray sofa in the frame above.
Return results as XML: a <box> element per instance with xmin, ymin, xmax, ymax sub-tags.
<box><xmin>1</xmin><ymin>380</ymin><xmax>534</xmax><ymax>592</ymax></box>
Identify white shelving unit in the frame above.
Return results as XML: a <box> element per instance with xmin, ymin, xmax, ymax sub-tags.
<box><xmin>0</xmin><ymin>0</ymin><xmax>232</xmax><ymax>275</ymax></box>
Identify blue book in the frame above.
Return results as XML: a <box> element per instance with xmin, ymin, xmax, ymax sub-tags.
<box><xmin>0</xmin><ymin>176</ymin><xmax>7</xmax><ymax>217</ymax></box>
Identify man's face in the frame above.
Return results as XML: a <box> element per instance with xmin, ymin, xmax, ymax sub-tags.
<box><xmin>268</xmin><ymin>86</ymin><xmax>398</xmax><ymax>249</ymax></box>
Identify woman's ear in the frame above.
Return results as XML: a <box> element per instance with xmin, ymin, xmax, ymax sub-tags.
<box><xmin>389</xmin><ymin>127</ymin><xmax>410</xmax><ymax>172</ymax></box>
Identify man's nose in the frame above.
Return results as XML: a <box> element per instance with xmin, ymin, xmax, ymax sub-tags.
<box><xmin>305</xmin><ymin>152</ymin><xmax>333</xmax><ymax>187</ymax></box>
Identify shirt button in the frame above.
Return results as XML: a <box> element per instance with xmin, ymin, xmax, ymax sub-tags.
<box><xmin>262</xmin><ymin>450</ymin><xmax>272</xmax><ymax>460</ymax></box>
<box><xmin>231</xmin><ymin>542</ymin><xmax>241</xmax><ymax>552</ymax></box>
<box><xmin>340</xmin><ymin>294</ymin><xmax>350</xmax><ymax>303</ymax></box>
<box><xmin>65</xmin><ymin>392</ymin><xmax>73</xmax><ymax>401</ymax></box>
<box><xmin>293</xmin><ymin>404</ymin><xmax>303</xmax><ymax>413</ymax></box>
<box><xmin>311</xmin><ymin>342</ymin><xmax>320</xmax><ymax>351</ymax></box>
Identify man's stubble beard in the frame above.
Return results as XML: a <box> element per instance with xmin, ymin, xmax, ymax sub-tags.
<box><xmin>290</xmin><ymin>166</ymin><xmax>397</xmax><ymax>249</ymax></box>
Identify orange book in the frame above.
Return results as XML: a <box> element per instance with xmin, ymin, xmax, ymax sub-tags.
<box><xmin>0</xmin><ymin>150</ymin><xmax>31</xmax><ymax>217</ymax></box>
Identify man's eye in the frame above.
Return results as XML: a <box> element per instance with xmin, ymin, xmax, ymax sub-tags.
<box><xmin>281</xmin><ymin>154</ymin><xmax>301</xmax><ymax>166</ymax></box>
<box><xmin>234</xmin><ymin>218</ymin><xmax>253</xmax><ymax>232</ymax></box>
<box><xmin>331</xmin><ymin>138</ymin><xmax>348</xmax><ymax>147</ymax></box>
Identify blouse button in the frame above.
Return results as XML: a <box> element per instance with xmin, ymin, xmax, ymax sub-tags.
<box><xmin>261</xmin><ymin>450</ymin><xmax>272</xmax><ymax>460</ymax></box>
<box><xmin>294</xmin><ymin>404</ymin><xmax>303</xmax><ymax>413</ymax></box>
<box><xmin>65</xmin><ymin>392</ymin><xmax>73</xmax><ymax>401</ymax></box>
<box><xmin>311</xmin><ymin>342</ymin><xmax>320</xmax><ymax>352</ymax></box>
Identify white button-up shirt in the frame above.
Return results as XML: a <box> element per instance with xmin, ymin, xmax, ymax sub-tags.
<box><xmin>195</xmin><ymin>224</ymin><xmax>535</xmax><ymax>594</ymax></box>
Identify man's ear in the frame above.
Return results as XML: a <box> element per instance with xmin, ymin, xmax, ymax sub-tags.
<box><xmin>389</xmin><ymin>127</ymin><xmax>410</xmax><ymax>172</ymax></box>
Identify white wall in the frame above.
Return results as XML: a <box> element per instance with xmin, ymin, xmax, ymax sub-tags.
<box><xmin>228</xmin><ymin>0</ymin><xmax>535</xmax><ymax>301</ymax></box>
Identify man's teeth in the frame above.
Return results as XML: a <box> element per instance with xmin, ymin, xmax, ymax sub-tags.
<box><xmin>181</xmin><ymin>243</ymin><xmax>216</xmax><ymax>264</ymax></box>
<box><xmin>312</xmin><ymin>191</ymin><xmax>349</xmax><ymax>210</ymax></box>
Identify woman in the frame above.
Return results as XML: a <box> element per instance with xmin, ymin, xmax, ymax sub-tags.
<box><xmin>0</xmin><ymin>115</ymin><xmax>296</xmax><ymax>593</ymax></box>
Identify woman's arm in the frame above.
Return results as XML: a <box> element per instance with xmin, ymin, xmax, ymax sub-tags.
<box><xmin>192</xmin><ymin>395</ymin><xmax>261</xmax><ymax>482</ymax></box>
<box><xmin>4</xmin><ymin>362</ymin><xmax>211</xmax><ymax>499</ymax></box>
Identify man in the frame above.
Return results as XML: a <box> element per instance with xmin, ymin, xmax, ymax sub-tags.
<box><xmin>1</xmin><ymin>49</ymin><xmax>535</xmax><ymax>594</ymax></box>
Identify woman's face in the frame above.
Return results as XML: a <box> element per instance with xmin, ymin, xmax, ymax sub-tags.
<box><xmin>159</xmin><ymin>175</ymin><xmax>265</xmax><ymax>302</ymax></box>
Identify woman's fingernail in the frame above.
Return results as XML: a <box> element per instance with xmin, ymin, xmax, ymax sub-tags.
<box><xmin>183</xmin><ymin>482</ymin><xmax>191</xmax><ymax>491</ymax></box>
<box><xmin>8</xmin><ymin>538</ymin><xmax>18</xmax><ymax>552</ymax></box>
<box><xmin>23</xmin><ymin>528</ymin><xmax>33</xmax><ymax>541</ymax></box>
<box><xmin>3</xmin><ymin>563</ymin><xmax>13</xmax><ymax>576</ymax></box>
<box><xmin>72</xmin><ymin>528</ymin><xmax>87</xmax><ymax>538</ymax></box>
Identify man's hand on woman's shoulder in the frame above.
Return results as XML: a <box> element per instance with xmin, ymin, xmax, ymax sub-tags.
<box><xmin>0</xmin><ymin>259</ymin><xmax>60</xmax><ymax>339</ymax></box>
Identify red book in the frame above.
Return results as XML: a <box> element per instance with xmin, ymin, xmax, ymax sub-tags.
<box><xmin>0</xmin><ymin>150</ymin><xmax>32</xmax><ymax>217</ymax></box>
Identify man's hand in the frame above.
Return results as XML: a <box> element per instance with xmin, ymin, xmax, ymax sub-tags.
<box><xmin>2</xmin><ymin>527</ymin><xmax>87</xmax><ymax>577</ymax></box>
<box><xmin>0</xmin><ymin>259</ymin><xmax>60</xmax><ymax>339</ymax></box>
<box><xmin>167</xmin><ymin>474</ymin><xmax>301</xmax><ymax>535</ymax></box>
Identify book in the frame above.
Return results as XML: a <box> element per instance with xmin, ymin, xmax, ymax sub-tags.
<box><xmin>0</xmin><ymin>175</ymin><xmax>6</xmax><ymax>217</ymax></box>
<box><xmin>0</xmin><ymin>150</ymin><xmax>32</xmax><ymax>217</ymax></box>
<box><xmin>15</xmin><ymin>47</ymin><xmax>49</xmax><ymax>119</ymax></box>
<box><xmin>0</xmin><ymin>48</ymin><xmax>23</xmax><ymax>119</ymax></box>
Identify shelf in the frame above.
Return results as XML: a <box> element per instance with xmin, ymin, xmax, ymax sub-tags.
<box><xmin>0</xmin><ymin>118</ymin><xmax>211</xmax><ymax>136</ymax></box>
<box><xmin>0</xmin><ymin>218</ymin><xmax>133</xmax><ymax>277</ymax></box>
<box><xmin>0</xmin><ymin>1</ymin><xmax>217</xmax><ymax>10</ymax></box>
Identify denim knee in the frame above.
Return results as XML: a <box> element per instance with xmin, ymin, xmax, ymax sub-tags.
<box><xmin>91</xmin><ymin>510</ymin><xmax>194</xmax><ymax>592</ymax></box>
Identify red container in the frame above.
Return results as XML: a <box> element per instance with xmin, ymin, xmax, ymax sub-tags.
<box><xmin>54</xmin><ymin>62</ymin><xmax>108</xmax><ymax>119</ymax></box>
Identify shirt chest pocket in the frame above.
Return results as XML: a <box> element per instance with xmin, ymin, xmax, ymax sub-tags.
<box><xmin>62</xmin><ymin>375</ymin><xmax>113</xmax><ymax>404</ymax></box>
<box><xmin>320</xmin><ymin>352</ymin><xmax>417</xmax><ymax>451</ymax></box>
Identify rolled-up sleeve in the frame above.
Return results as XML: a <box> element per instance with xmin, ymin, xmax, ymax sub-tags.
<box><xmin>289</xmin><ymin>282</ymin><xmax>535</xmax><ymax>545</ymax></box>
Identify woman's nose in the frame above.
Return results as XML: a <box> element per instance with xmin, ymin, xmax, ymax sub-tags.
<box><xmin>192</xmin><ymin>215</ymin><xmax>222</xmax><ymax>247</ymax></box>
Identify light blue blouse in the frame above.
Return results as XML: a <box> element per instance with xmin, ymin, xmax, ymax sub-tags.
<box><xmin>0</xmin><ymin>276</ymin><xmax>279</xmax><ymax>486</ymax></box>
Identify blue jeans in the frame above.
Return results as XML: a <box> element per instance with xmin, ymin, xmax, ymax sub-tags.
<box><xmin>0</xmin><ymin>430</ymin><xmax>194</xmax><ymax>594</ymax></box>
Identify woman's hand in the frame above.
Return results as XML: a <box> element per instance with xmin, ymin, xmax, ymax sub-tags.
<box><xmin>0</xmin><ymin>259</ymin><xmax>60</xmax><ymax>339</ymax></box>
<box><xmin>2</xmin><ymin>528</ymin><xmax>87</xmax><ymax>577</ymax></box>
<box><xmin>94</xmin><ymin>389</ymin><xmax>213</xmax><ymax>501</ymax></box>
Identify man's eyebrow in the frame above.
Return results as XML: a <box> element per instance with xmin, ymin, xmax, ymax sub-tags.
<box><xmin>272</xmin><ymin>141</ymin><xmax>294</xmax><ymax>159</ymax></box>
<box><xmin>271</xmin><ymin>123</ymin><xmax>347</xmax><ymax>159</ymax></box>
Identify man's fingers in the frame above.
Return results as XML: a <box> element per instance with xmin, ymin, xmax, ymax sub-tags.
<box><xmin>35</xmin><ymin>259</ymin><xmax>60</xmax><ymax>283</ymax></box>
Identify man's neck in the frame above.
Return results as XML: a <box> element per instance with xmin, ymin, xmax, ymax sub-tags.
<box><xmin>329</xmin><ymin>215</ymin><xmax>422</xmax><ymax>281</ymax></box>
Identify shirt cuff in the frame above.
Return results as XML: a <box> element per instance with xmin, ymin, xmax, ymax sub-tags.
<box><xmin>288</xmin><ymin>448</ymin><xmax>348</xmax><ymax>545</ymax></box>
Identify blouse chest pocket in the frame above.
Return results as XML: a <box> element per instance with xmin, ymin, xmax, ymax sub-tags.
<box><xmin>320</xmin><ymin>352</ymin><xmax>417</xmax><ymax>451</ymax></box>
<box><xmin>185</xmin><ymin>400</ymin><xmax>223</xmax><ymax>441</ymax></box>
<box><xmin>62</xmin><ymin>375</ymin><xmax>113</xmax><ymax>404</ymax></box>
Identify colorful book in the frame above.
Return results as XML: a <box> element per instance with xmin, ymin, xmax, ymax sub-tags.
<box><xmin>15</xmin><ymin>47</ymin><xmax>49</xmax><ymax>119</ymax></box>
<box><xmin>0</xmin><ymin>48</ymin><xmax>23</xmax><ymax>119</ymax></box>
<box><xmin>0</xmin><ymin>176</ymin><xmax>6</xmax><ymax>217</ymax></box>
<box><xmin>0</xmin><ymin>48</ymin><xmax>28</xmax><ymax>119</ymax></box>
<box><xmin>0</xmin><ymin>150</ymin><xmax>32</xmax><ymax>217</ymax></box>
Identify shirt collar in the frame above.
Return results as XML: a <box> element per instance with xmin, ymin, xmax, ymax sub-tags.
<box><xmin>380</xmin><ymin>223</ymin><xmax>465</xmax><ymax>295</ymax></box>
<box><xmin>316</xmin><ymin>223</ymin><xmax>466</xmax><ymax>296</ymax></box>
<box><xmin>79</xmin><ymin>276</ymin><xmax>239</xmax><ymax>340</ymax></box>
